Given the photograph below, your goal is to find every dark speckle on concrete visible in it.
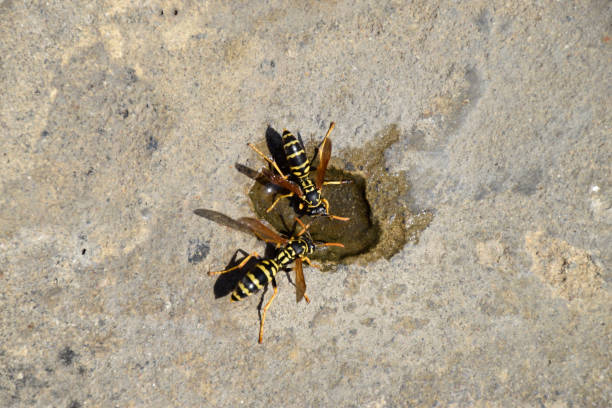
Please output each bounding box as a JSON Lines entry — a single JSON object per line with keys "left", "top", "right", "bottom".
{"left": 146, "top": 134, "right": 158, "bottom": 151}
{"left": 475, "top": 9, "right": 491, "bottom": 34}
{"left": 58, "top": 347, "right": 76, "bottom": 366}
{"left": 187, "top": 238, "right": 210, "bottom": 264}
{"left": 125, "top": 68, "right": 138, "bottom": 84}
{"left": 259, "top": 59, "right": 276, "bottom": 76}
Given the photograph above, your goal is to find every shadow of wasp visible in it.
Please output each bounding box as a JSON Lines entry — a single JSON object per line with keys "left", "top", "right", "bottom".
{"left": 194, "top": 208, "right": 343, "bottom": 343}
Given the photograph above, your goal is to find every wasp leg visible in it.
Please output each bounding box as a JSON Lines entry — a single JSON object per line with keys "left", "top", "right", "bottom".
{"left": 321, "top": 198, "right": 350, "bottom": 221}
{"left": 248, "top": 143, "right": 287, "bottom": 178}
{"left": 258, "top": 278, "right": 278, "bottom": 344}
{"left": 266, "top": 192, "right": 294, "bottom": 213}
{"left": 322, "top": 179, "right": 352, "bottom": 186}
{"left": 208, "top": 251, "right": 259, "bottom": 276}
{"left": 301, "top": 256, "right": 321, "bottom": 270}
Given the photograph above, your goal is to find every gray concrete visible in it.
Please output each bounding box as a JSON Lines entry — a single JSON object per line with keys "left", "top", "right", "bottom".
{"left": 1, "top": 1, "right": 610, "bottom": 407}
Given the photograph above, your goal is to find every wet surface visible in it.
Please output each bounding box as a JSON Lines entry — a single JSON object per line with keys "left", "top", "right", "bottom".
{"left": 248, "top": 124, "right": 433, "bottom": 264}
{"left": 249, "top": 168, "right": 378, "bottom": 262}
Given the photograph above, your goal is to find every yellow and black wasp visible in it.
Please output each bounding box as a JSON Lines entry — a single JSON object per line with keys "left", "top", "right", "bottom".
{"left": 194, "top": 208, "right": 343, "bottom": 343}
{"left": 248, "top": 122, "right": 350, "bottom": 221}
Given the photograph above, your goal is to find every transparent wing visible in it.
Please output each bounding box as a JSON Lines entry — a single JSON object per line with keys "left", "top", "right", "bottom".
{"left": 260, "top": 168, "right": 304, "bottom": 198}
{"left": 194, "top": 209, "right": 254, "bottom": 236}
{"left": 237, "top": 217, "right": 287, "bottom": 246}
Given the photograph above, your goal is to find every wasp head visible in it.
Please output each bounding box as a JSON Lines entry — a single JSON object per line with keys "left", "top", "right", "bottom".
{"left": 290, "top": 233, "right": 315, "bottom": 256}
{"left": 308, "top": 204, "right": 328, "bottom": 217}
{"left": 302, "top": 234, "right": 315, "bottom": 254}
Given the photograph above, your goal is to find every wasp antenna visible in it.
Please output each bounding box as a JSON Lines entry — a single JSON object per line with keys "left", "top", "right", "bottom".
{"left": 294, "top": 217, "right": 311, "bottom": 236}
{"left": 320, "top": 242, "right": 345, "bottom": 248}
{"left": 329, "top": 215, "right": 350, "bottom": 222}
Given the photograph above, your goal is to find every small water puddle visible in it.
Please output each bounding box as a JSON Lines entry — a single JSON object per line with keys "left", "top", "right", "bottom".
{"left": 247, "top": 124, "right": 433, "bottom": 265}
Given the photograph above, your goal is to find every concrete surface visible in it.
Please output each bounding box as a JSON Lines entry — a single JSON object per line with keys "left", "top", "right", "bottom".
{"left": 1, "top": 0, "right": 610, "bottom": 407}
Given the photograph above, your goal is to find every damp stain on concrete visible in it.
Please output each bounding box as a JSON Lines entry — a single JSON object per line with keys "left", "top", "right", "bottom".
{"left": 248, "top": 124, "right": 433, "bottom": 265}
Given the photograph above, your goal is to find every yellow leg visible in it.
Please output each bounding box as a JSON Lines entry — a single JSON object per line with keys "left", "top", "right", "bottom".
{"left": 258, "top": 280, "right": 278, "bottom": 344}
{"left": 301, "top": 256, "right": 321, "bottom": 270}
{"left": 322, "top": 180, "right": 352, "bottom": 186}
{"left": 208, "top": 252, "right": 259, "bottom": 276}
{"left": 266, "top": 193, "right": 294, "bottom": 213}
{"left": 321, "top": 198, "right": 349, "bottom": 222}
{"left": 248, "top": 143, "right": 286, "bottom": 178}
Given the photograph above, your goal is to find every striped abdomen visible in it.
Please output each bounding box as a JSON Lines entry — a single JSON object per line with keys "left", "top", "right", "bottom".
{"left": 230, "top": 239, "right": 313, "bottom": 302}
{"left": 281, "top": 131, "right": 322, "bottom": 207}
{"left": 282, "top": 131, "right": 310, "bottom": 178}
{"left": 231, "top": 258, "right": 280, "bottom": 302}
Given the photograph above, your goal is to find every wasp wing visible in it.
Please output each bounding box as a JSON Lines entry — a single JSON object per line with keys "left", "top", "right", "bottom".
{"left": 314, "top": 136, "right": 332, "bottom": 190}
{"left": 260, "top": 168, "right": 304, "bottom": 198}
{"left": 194, "top": 209, "right": 254, "bottom": 236}
{"left": 235, "top": 162, "right": 303, "bottom": 198}
{"left": 234, "top": 163, "right": 262, "bottom": 181}
{"left": 294, "top": 258, "right": 307, "bottom": 303}
{"left": 237, "top": 217, "right": 287, "bottom": 246}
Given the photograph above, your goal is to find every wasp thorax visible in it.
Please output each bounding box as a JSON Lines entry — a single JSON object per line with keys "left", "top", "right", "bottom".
{"left": 305, "top": 190, "right": 322, "bottom": 207}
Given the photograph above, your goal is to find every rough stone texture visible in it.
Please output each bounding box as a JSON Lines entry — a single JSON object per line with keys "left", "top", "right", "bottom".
{"left": 1, "top": 1, "right": 610, "bottom": 407}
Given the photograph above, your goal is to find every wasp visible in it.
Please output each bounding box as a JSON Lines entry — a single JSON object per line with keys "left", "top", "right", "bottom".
{"left": 194, "top": 208, "right": 343, "bottom": 343}
{"left": 248, "top": 122, "right": 350, "bottom": 221}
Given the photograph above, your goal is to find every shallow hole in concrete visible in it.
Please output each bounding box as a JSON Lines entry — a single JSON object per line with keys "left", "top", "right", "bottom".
{"left": 249, "top": 168, "right": 378, "bottom": 263}
{"left": 246, "top": 124, "right": 433, "bottom": 266}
